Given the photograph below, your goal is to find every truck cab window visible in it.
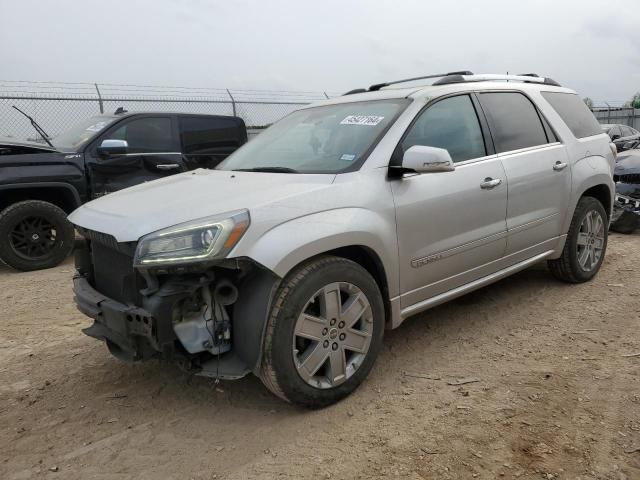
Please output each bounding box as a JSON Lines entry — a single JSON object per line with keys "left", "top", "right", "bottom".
{"left": 104, "top": 117, "right": 175, "bottom": 154}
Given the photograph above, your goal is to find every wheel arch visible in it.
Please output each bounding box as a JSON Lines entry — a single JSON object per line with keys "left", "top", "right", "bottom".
{"left": 0, "top": 183, "right": 82, "bottom": 214}
{"left": 320, "top": 245, "right": 392, "bottom": 328}
{"left": 236, "top": 244, "right": 394, "bottom": 376}
{"left": 581, "top": 184, "right": 612, "bottom": 220}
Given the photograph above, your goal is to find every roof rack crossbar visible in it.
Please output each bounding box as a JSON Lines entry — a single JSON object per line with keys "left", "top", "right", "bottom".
{"left": 367, "top": 70, "right": 474, "bottom": 92}
{"left": 433, "top": 74, "right": 561, "bottom": 87}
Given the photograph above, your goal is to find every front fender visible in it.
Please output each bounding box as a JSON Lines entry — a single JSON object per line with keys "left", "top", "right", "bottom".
{"left": 239, "top": 208, "right": 399, "bottom": 297}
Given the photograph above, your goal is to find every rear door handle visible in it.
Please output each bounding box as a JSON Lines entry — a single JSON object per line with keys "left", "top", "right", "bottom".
{"left": 553, "top": 161, "right": 568, "bottom": 171}
{"left": 480, "top": 177, "right": 502, "bottom": 189}
{"left": 156, "top": 163, "right": 181, "bottom": 170}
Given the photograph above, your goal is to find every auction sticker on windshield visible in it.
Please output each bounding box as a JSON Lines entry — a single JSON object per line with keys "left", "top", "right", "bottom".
{"left": 340, "top": 115, "right": 384, "bottom": 126}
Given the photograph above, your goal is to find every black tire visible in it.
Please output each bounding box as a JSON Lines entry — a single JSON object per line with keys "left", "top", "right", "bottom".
{"left": 610, "top": 216, "right": 637, "bottom": 234}
{"left": 548, "top": 196, "right": 608, "bottom": 283}
{"left": 0, "top": 200, "right": 74, "bottom": 271}
{"left": 610, "top": 222, "right": 636, "bottom": 234}
{"left": 260, "top": 256, "right": 385, "bottom": 408}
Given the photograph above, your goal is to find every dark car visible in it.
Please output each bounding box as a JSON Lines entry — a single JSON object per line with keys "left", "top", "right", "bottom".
{"left": 602, "top": 123, "right": 640, "bottom": 152}
{"left": 0, "top": 111, "right": 247, "bottom": 271}
{"left": 611, "top": 143, "right": 640, "bottom": 233}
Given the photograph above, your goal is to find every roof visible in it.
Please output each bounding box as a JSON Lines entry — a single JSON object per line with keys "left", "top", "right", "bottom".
{"left": 305, "top": 75, "right": 576, "bottom": 109}
{"left": 112, "top": 112, "right": 242, "bottom": 120}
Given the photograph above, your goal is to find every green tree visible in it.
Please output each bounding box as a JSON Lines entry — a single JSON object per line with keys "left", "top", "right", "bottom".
{"left": 632, "top": 92, "right": 640, "bottom": 109}
{"left": 583, "top": 97, "right": 594, "bottom": 109}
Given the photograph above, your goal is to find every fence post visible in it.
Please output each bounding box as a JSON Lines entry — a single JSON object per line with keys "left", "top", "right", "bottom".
{"left": 605, "top": 102, "right": 611, "bottom": 124}
{"left": 226, "top": 89, "right": 237, "bottom": 117}
{"left": 95, "top": 83, "right": 104, "bottom": 114}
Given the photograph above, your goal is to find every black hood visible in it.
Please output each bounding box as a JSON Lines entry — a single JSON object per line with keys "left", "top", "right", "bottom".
{"left": 615, "top": 150, "right": 640, "bottom": 177}
{"left": 0, "top": 137, "right": 59, "bottom": 153}
{"left": 615, "top": 150, "right": 640, "bottom": 199}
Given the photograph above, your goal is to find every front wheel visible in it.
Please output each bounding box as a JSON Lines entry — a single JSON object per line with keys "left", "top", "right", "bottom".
{"left": 0, "top": 200, "right": 75, "bottom": 271}
{"left": 548, "top": 196, "right": 608, "bottom": 283}
{"left": 260, "top": 256, "right": 385, "bottom": 408}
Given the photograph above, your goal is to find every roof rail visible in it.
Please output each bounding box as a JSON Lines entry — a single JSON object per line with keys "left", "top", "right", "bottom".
{"left": 343, "top": 88, "right": 368, "bottom": 96}
{"left": 368, "top": 71, "right": 474, "bottom": 92}
{"left": 433, "top": 73, "right": 561, "bottom": 87}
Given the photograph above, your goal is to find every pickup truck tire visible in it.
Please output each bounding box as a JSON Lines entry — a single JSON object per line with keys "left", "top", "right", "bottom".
{"left": 0, "top": 200, "right": 75, "bottom": 271}
{"left": 548, "top": 196, "right": 608, "bottom": 283}
{"left": 260, "top": 256, "right": 385, "bottom": 408}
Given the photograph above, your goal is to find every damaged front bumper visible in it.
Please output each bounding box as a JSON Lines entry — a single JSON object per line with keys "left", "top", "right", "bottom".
{"left": 73, "top": 236, "right": 280, "bottom": 380}
{"left": 74, "top": 275, "right": 158, "bottom": 361}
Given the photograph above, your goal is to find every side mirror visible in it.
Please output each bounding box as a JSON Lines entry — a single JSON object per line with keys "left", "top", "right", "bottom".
{"left": 611, "top": 134, "right": 621, "bottom": 141}
{"left": 402, "top": 145, "right": 455, "bottom": 173}
{"left": 97, "top": 139, "right": 128, "bottom": 157}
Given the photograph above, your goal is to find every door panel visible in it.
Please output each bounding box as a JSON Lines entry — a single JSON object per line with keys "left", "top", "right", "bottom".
{"left": 87, "top": 116, "right": 185, "bottom": 198}
{"left": 499, "top": 144, "right": 571, "bottom": 254}
{"left": 392, "top": 93, "right": 508, "bottom": 308}
{"left": 393, "top": 157, "right": 508, "bottom": 307}
{"left": 477, "top": 91, "right": 571, "bottom": 255}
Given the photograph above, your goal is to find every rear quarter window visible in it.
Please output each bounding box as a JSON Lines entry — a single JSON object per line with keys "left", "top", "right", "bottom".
{"left": 541, "top": 92, "right": 603, "bottom": 139}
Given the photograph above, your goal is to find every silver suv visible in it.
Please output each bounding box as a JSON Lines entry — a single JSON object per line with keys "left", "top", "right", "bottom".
{"left": 70, "top": 72, "right": 616, "bottom": 407}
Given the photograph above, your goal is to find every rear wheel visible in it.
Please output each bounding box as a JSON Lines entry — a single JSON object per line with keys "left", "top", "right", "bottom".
{"left": 548, "top": 196, "right": 608, "bottom": 283}
{"left": 260, "top": 256, "right": 385, "bottom": 408}
{"left": 0, "top": 200, "right": 75, "bottom": 271}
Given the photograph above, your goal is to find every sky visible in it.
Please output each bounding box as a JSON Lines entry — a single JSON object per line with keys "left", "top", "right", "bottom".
{"left": 1, "top": 0, "right": 639, "bottom": 105}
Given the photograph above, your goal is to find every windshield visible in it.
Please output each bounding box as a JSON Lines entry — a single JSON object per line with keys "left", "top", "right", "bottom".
{"left": 218, "top": 99, "right": 409, "bottom": 173}
{"left": 51, "top": 115, "right": 116, "bottom": 151}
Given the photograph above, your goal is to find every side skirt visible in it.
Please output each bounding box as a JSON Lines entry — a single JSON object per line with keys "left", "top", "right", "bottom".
{"left": 397, "top": 250, "right": 555, "bottom": 325}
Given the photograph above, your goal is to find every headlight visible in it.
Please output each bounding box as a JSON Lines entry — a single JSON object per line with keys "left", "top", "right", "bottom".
{"left": 134, "top": 209, "right": 250, "bottom": 267}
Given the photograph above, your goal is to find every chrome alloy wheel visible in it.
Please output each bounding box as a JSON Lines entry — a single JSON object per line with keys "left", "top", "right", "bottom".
{"left": 576, "top": 209, "right": 605, "bottom": 272}
{"left": 292, "top": 282, "right": 373, "bottom": 389}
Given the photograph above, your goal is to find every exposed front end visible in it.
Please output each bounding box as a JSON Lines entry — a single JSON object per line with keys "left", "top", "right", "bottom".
{"left": 72, "top": 224, "right": 278, "bottom": 380}
{"left": 612, "top": 163, "right": 640, "bottom": 233}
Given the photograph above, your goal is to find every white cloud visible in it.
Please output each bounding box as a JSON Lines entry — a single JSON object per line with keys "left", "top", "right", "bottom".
{"left": 0, "top": 0, "right": 637, "bottom": 103}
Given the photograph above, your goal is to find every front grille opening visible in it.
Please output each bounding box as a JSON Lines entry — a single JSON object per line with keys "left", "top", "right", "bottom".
{"left": 80, "top": 229, "right": 145, "bottom": 305}
{"left": 617, "top": 174, "right": 640, "bottom": 184}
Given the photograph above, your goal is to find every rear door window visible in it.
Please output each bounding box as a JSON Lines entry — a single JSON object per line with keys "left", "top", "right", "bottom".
{"left": 401, "top": 94, "right": 487, "bottom": 162}
{"left": 541, "top": 92, "right": 603, "bottom": 139}
{"left": 479, "top": 92, "right": 549, "bottom": 153}
{"left": 180, "top": 116, "right": 245, "bottom": 155}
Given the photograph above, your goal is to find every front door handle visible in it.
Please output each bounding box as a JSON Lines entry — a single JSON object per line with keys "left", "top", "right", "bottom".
{"left": 156, "top": 163, "right": 181, "bottom": 171}
{"left": 480, "top": 177, "right": 502, "bottom": 189}
{"left": 553, "top": 161, "right": 568, "bottom": 171}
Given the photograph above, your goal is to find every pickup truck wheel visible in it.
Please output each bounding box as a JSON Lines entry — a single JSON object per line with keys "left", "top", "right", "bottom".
{"left": 548, "top": 196, "right": 608, "bottom": 283}
{"left": 0, "top": 200, "right": 75, "bottom": 271}
{"left": 260, "top": 256, "right": 384, "bottom": 408}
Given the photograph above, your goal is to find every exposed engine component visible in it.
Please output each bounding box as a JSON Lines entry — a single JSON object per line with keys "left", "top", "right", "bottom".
{"left": 173, "top": 279, "right": 238, "bottom": 355}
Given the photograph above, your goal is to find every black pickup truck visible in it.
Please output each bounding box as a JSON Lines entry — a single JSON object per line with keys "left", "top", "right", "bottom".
{"left": 0, "top": 110, "right": 247, "bottom": 271}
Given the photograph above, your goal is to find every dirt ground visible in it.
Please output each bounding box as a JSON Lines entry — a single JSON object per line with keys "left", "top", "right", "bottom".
{"left": 1, "top": 234, "right": 639, "bottom": 480}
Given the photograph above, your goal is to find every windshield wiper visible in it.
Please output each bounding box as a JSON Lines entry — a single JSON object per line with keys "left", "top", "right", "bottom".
{"left": 233, "top": 166, "right": 299, "bottom": 173}
{"left": 12, "top": 106, "right": 54, "bottom": 148}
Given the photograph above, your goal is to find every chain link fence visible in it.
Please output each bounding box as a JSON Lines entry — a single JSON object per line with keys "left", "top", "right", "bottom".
{"left": 591, "top": 106, "right": 639, "bottom": 129}
{"left": 3, "top": 80, "right": 638, "bottom": 143}
{"left": 0, "top": 80, "right": 339, "bottom": 142}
